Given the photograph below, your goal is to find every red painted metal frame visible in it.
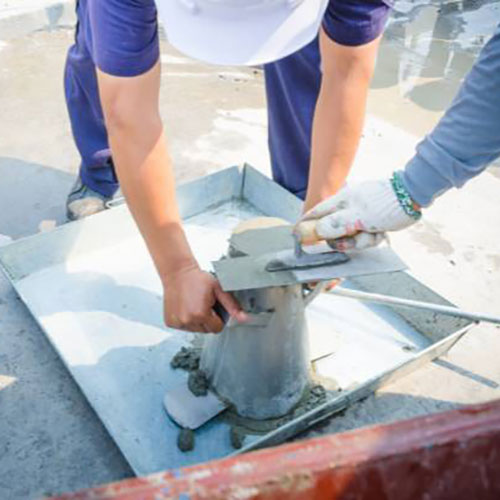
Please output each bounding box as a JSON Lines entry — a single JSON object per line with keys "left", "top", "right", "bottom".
{"left": 54, "top": 399, "right": 500, "bottom": 500}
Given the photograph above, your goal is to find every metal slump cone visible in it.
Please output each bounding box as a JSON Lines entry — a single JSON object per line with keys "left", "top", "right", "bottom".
{"left": 200, "top": 284, "right": 311, "bottom": 419}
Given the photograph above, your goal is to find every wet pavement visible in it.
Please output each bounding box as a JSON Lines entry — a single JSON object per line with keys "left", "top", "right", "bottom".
{"left": 1, "top": 1, "right": 500, "bottom": 497}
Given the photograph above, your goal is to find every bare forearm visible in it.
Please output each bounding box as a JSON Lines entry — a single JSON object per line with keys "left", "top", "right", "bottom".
{"left": 304, "top": 31, "right": 381, "bottom": 212}
{"left": 109, "top": 122, "right": 196, "bottom": 280}
{"left": 97, "top": 64, "right": 196, "bottom": 284}
{"left": 95, "top": 63, "right": 245, "bottom": 332}
{"left": 305, "top": 77, "right": 365, "bottom": 210}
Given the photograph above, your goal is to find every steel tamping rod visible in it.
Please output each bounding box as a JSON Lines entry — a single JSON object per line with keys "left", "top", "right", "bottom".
{"left": 327, "top": 287, "right": 500, "bottom": 326}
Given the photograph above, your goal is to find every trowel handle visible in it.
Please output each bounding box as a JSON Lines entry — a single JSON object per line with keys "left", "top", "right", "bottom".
{"left": 213, "top": 301, "right": 230, "bottom": 324}
{"left": 295, "top": 220, "right": 321, "bottom": 245}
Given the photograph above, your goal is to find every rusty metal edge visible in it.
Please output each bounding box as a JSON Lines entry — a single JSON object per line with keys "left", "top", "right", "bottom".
{"left": 52, "top": 397, "right": 500, "bottom": 499}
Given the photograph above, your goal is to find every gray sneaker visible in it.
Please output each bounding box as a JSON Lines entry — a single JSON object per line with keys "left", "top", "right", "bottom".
{"left": 66, "top": 177, "right": 112, "bottom": 221}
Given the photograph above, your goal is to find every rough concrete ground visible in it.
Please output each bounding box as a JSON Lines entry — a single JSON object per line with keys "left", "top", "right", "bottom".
{"left": 0, "top": 0, "right": 60, "bottom": 18}
{"left": 1, "top": 0, "right": 500, "bottom": 498}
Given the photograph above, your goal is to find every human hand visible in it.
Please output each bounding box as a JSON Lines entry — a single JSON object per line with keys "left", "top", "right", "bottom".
{"left": 296, "top": 177, "right": 421, "bottom": 251}
{"left": 163, "top": 264, "right": 247, "bottom": 333}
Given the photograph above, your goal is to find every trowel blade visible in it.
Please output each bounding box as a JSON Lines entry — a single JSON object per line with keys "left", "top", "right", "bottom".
{"left": 164, "top": 383, "right": 228, "bottom": 430}
{"left": 265, "top": 248, "right": 350, "bottom": 272}
{"left": 213, "top": 246, "right": 407, "bottom": 292}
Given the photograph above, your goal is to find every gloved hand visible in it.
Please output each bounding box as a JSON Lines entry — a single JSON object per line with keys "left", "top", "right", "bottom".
{"left": 295, "top": 177, "right": 421, "bottom": 251}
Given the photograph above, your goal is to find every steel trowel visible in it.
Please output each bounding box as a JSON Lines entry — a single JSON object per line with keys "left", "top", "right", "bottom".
{"left": 214, "top": 225, "right": 407, "bottom": 292}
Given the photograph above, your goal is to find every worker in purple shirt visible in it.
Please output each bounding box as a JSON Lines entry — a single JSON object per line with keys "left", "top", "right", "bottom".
{"left": 64, "top": 0, "right": 392, "bottom": 333}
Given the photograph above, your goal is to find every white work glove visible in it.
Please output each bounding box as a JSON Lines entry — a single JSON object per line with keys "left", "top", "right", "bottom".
{"left": 296, "top": 178, "right": 421, "bottom": 251}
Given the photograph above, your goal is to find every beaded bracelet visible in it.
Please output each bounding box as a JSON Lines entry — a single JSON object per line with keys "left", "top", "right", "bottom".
{"left": 390, "top": 172, "right": 422, "bottom": 221}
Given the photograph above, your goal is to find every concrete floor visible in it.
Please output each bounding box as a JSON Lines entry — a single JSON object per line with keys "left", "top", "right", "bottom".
{"left": 1, "top": 1, "right": 500, "bottom": 497}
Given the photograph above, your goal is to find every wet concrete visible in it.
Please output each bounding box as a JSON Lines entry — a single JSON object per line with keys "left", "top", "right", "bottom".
{"left": 2, "top": 1, "right": 500, "bottom": 497}
{"left": 187, "top": 370, "right": 209, "bottom": 397}
{"left": 229, "top": 426, "right": 245, "bottom": 450}
{"left": 170, "top": 346, "right": 201, "bottom": 372}
{"left": 177, "top": 428, "right": 195, "bottom": 453}
{"left": 220, "top": 383, "right": 330, "bottom": 439}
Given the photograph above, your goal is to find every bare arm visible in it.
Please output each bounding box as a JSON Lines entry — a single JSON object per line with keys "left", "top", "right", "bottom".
{"left": 303, "top": 29, "right": 381, "bottom": 212}
{"left": 97, "top": 62, "right": 194, "bottom": 278}
{"left": 96, "top": 62, "right": 244, "bottom": 332}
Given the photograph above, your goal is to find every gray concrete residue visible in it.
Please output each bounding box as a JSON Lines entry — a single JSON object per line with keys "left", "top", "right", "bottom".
{"left": 170, "top": 346, "right": 201, "bottom": 372}
{"left": 187, "top": 370, "right": 209, "bottom": 397}
{"left": 409, "top": 222, "right": 454, "bottom": 256}
{"left": 229, "top": 224, "right": 294, "bottom": 257}
{"left": 221, "top": 383, "right": 331, "bottom": 441}
{"left": 177, "top": 428, "right": 195, "bottom": 453}
{"left": 168, "top": 343, "right": 330, "bottom": 452}
{"left": 169, "top": 347, "right": 210, "bottom": 397}
{"left": 281, "top": 384, "right": 328, "bottom": 423}
{"left": 229, "top": 426, "right": 245, "bottom": 450}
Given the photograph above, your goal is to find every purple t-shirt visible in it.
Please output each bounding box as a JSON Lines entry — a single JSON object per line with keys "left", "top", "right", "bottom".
{"left": 84, "top": 0, "right": 159, "bottom": 77}
{"left": 83, "top": 0, "right": 391, "bottom": 77}
{"left": 323, "top": 0, "right": 392, "bottom": 47}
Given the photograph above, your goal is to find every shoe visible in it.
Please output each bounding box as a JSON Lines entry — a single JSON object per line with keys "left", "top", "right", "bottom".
{"left": 66, "top": 177, "right": 112, "bottom": 221}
